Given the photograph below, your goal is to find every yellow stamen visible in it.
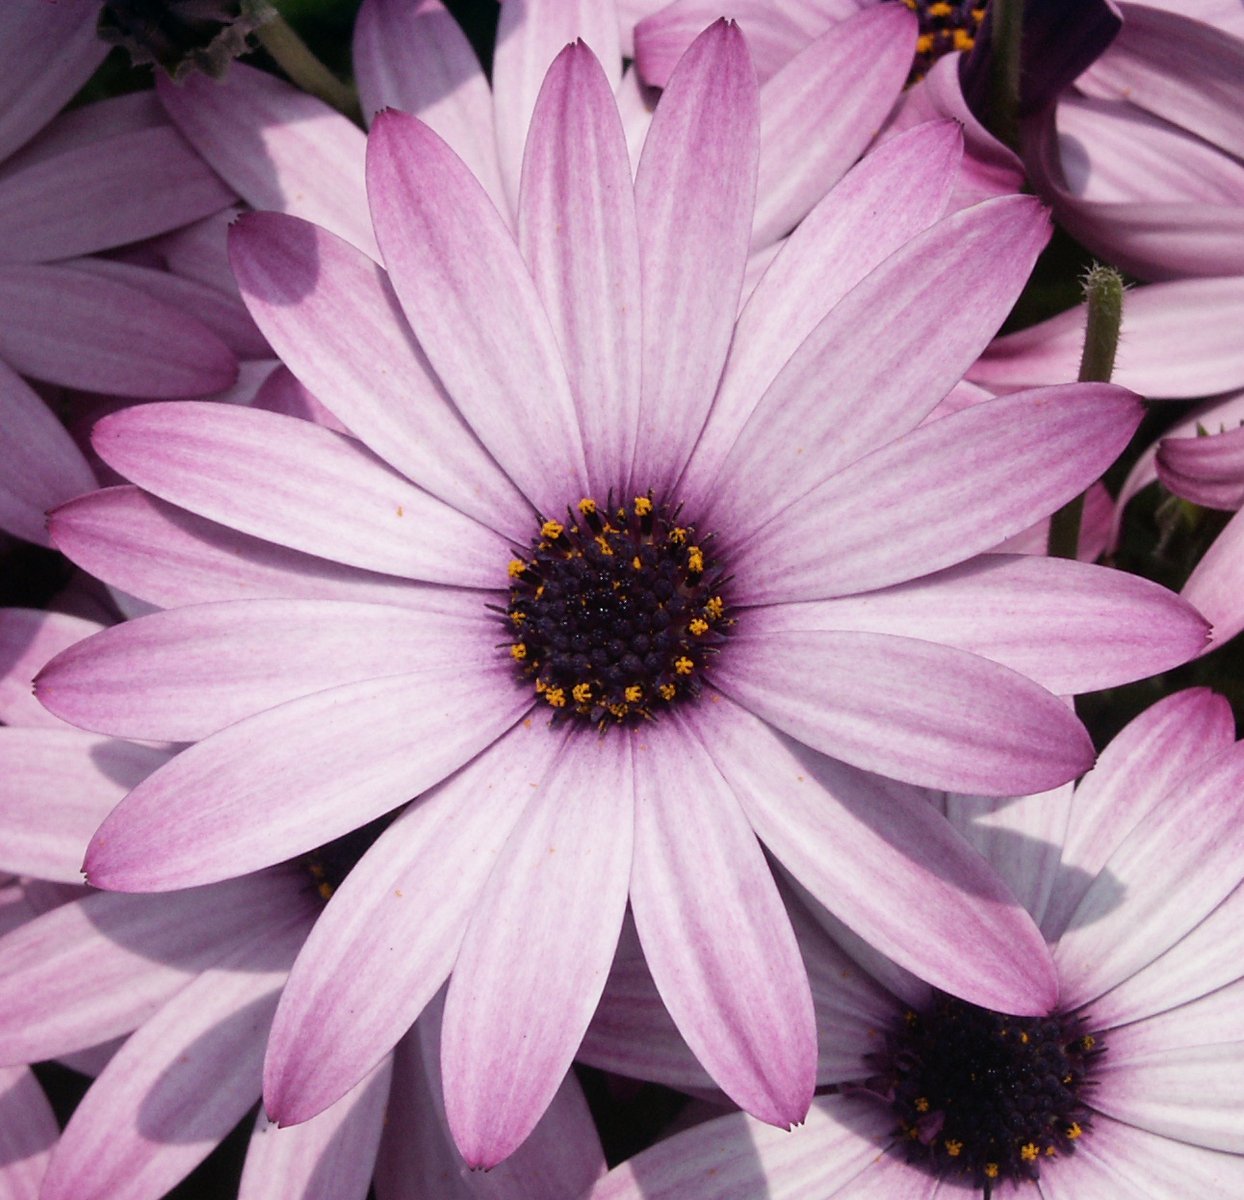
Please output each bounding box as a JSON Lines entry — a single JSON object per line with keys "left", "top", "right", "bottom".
{"left": 1066, "top": 1122, "right": 1082, "bottom": 1140}
{"left": 632, "top": 556, "right": 643, "bottom": 570}
{"left": 578, "top": 498, "right": 597, "bottom": 515}
{"left": 705, "top": 596, "right": 725, "bottom": 619}
{"left": 1021, "top": 1143, "right": 1039, "bottom": 1162}
{"left": 689, "top": 618, "right": 709, "bottom": 636}
{"left": 687, "top": 546, "right": 704, "bottom": 573}
{"left": 916, "top": 32, "right": 934, "bottom": 55}
{"left": 541, "top": 519, "right": 564, "bottom": 539}
{"left": 545, "top": 687, "right": 566, "bottom": 708}
{"left": 952, "top": 29, "right": 974, "bottom": 51}
{"left": 510, "top": 611, "right": 526, "bottom": 624}
{"left": 669, "top": 527, "right": 687, "bottom": 544}
{"left": 624, "top": 685, "right": 643, "bottom": 703}
{"left": 572, "top": 682, "right": 592, "bottom": 704}
{"left": 510, "top": 643, "right": 527, "bottom": 661}
{"left": 945, "top": 1140, "right": 962, "bottom": 1157}
{"left": 984, "top": 1164, "right": 999, "bottom": 1180}
{"left": 659, "top": 683, "right": 677, "bottom": 700}
{"left": 914, "top": 1097, "right": 929, "bottom": 1114}
{"left": 1080, "top": 1035, "right": 1096, "bottom": 1050}
{"left": 508, "top": 559, "right": 527, "bottom": 578}
{"left": 633, "top": 496, "right": 653, "bottom": 516}
{"left": 674, "top": 657, "right": 694, "bottom": 675}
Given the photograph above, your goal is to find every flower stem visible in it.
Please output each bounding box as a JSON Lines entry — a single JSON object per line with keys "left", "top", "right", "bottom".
{"left": 986, "top": 0, "right": 1024, "bottom": 153}
{"left": 254, "top": 8, "right": 362, "bottom": 123}
{"left": 1047, "top": 265, "right": 1125, "bottom": 559}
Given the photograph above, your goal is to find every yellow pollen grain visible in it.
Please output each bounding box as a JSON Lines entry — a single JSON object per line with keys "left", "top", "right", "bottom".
{"left": 545, "top": 687, "right": 566, "bottom": 708}
{"left": 914, "top": 1097, "right": 929, "bottom": 1114}
{"left": 705, "top": 596, "right": 724, "bottom": 619}
{"left": 596, "top": 535, "right": 613, "bottom": 555}
{"left": 1045, "top": 1146, "right": 1057, "bottom": 1157}
{"left": 928, "top": 1, "right": 952, "bottom": 13}
{"left": 1021, "top": 1143, "right": 1039, "bottom": 1163}
{"left": 541, "top": 519, "right": 564, "bottom": 539}
{"left": 674, "top": 656, "right": 694, "bottom": 675}
{"left": 625, "top": 685, "right": 643, "bottom": 703}
{"left": 953, "top": 29, "right": 975, "bottom": 50}
{"left": 534, "top": 678, "right": 547, "bottom": 693}
{"left": 1067, "top": 1122, "right": 1082, "bottom": 1140}
{"left": 916, "top": 33, "right": 934, "bottom": 54}
{"left": 984, "top": 1164, "right": 999, "bottom": 1180}
{"left": 669, "top": 527, "right": 687, "bottom": 544}
{"left": 510, "top": 611, "right": 526, "bottom": 624}
{"left": 972, "top": 6, "right": 985, "bottom": 19}
{"left": 317, "top": 881, "right": 334, "bottom": 901}
{"left": 1081, "top": 1035, "right": 1096, "bottom": 1050}
{"left": 689, "top": 618, "right": 709, "bottom": 636}
{"left": 687, "top": 547, "right": 704, "bottom": 573}
{"left": 578, "top": 498, "right": 597, "bottom": 515}
{"left": 535, "top": 585, "right": 545, "bottom": 599}
{"left": 508, "top": 559, "right": 527, "bottom": 577}
{"left": 632, "top": 556, "right": 643, "bottom": 570}
{"left": 633, "top": 496, "right": 653, "bottom": 516}
{"left": 572, "top": 682, "right": 592, "bottom": 704}
{"left": 659, "top": 683, "right": 677, "bottom": 700}
{"left": 1019, "top": 1031, "right": 1029, "bottom": 1044}
{"left": 510, "top": 643, "right": 527, "bottom": 660}
{"left": 945, "top": 1140, "right": 962, "bottom": 1157}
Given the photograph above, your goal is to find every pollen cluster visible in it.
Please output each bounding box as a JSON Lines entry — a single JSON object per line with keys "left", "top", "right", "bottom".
{"left": 902, "top": 0, "right": 987, "bottom": 82}
{"left": 503, "top": 495, "right": 731, "bottom": 727}
{"left": 878, "top": 992, "right": 1103, "bottom": 1197}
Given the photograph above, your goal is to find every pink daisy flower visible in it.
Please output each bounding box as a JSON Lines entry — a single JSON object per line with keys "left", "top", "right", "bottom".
{"left": 37, "top": 24, "right": 1205, "bottom": 1167}
{"left": 583, "top": 687, "right": 1244, "bottom": 1199}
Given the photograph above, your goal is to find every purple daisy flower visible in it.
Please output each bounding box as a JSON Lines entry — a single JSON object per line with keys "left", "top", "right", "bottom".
{"left": 36, "top": 24, "right": 1205, "bottom": 1167}
{"left": 583, "top": 687, "right": 1244, "bottom": 1198}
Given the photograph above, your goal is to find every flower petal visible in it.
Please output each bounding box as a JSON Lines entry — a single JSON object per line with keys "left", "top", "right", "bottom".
{"left": 0, "top": 1065, "right": 57, "bottom": 1197}
{"left": 632, "top": 18, "right": 759, "bottom": 496}
{"left": 518, "top": 41, "right": 643, "bottom": 495}
{"left": 731, "top": 385, "right": 1142, "bottom": 604}
{"left": 1158, "top": 422, "right": 1244, "bottom": 510}
{"left": 264, "top": 721, "right": 563, "bottom": 1124}
{"left": 1183, "top": 506, "right": 1244, "bottom": 650}
{"left": 366, "top": 110, "right": 589, "bottom": 514}
{"left": 629, "top": 713, "right": 817, "bottom": 1127}
{"left": 0, "top": 608, "right": 104, "bottom": 729}
{"left": 704, "top": 694, "right": 1059, "bottom": 1015}
{"left": 91, "top": 402, "right": 510, "bottom": 587}
{"left": 156, "top": 65, "right": 376, "bottom": 256}
{"left": 442, "top": 733, "right": 632, "bottom": 1166}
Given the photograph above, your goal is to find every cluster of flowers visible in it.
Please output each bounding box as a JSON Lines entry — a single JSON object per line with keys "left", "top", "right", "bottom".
{"left": 2, "top": 0, "right": 1243, "bottom": 1196}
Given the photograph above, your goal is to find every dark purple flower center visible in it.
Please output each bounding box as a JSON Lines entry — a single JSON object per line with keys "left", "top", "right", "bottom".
{"left": 903, "top": 0, "right": 987, "bottom": 82}
{"left": 875, "top": 992, "right": 1103, "bottom": 1197}
{"left": 503, "top": 495, "right": 731, "bottom": 727}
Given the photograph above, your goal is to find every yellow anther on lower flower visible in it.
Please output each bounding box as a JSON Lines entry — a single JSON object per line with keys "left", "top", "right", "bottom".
{"left": 659, "top": 683, "right": 677, "bottom": 700}
{"left": 1021, "top": 1143, "right": 1039, "bottom": 1163}
{"left": 928, "top": 1, "right": 952, "bottom": 13}
{"left": 953, "top": 29, "right": 974, "bottom": 50}
{"left": 945, "top": 1140, "right": 962, "bottom": 1157}
{"left": 914, "top": 1097, "right": 929, "bottom": 1114}
{"left": 687, "top": 546, "right": 704, "bottom": 573}
{"left": 1019, "top": 1031, "right": 1029, "bottom": 1044}
{"left": 578, "top": 498, "right": 597, "bottom": 515}
{"left": 572, "top": 682, "right": 592, "bottom": 704}
{"left": 510, "top": 611, "right": 526, "bottom": 624}
{"left": 916, "top": 32, "right": 934, "bottom": 55}
{"left": 669, "top": 526, "right": 687, "bottom": 544}
{"left": 689, "top": 618, "right": 709, "bottom": 636}
{"left": 541, "top": 519, "right": 564, "bottom": 539}
{"left": 510, "top": 643, "right": 527, "bottom": 660}
{"left": 632, "top": 556, "right": 643, "bottom": 570}
{"left": 674, "top": 657, "right": 694, "bottom": 675}
{"left": 508, "top": 559, "right": 527, "bottom": 577}
{"left": 625, "top": 685, "right": 643, "bottom": 703}
{"left": 1066, "top": 1122, "right": 1082, "bottom": 1140}
{"left": 545, "top": 687, "right": 566, "bottom": 708}
{"left": 984, "top": 1164, "right": 999, "bottom": 1180}
{"left": 633, "top": 496, "right": 653, "bottom": 516}
{"left": 705, "top": 596, "right": 724, "bottom": 619}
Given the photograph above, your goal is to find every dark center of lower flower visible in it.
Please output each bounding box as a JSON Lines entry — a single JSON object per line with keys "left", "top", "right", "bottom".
{"left": 877, "top": 992, "right": 1104, "bottom": 1197}
{"left": 503, "top": 495, "right": 731, "bottom": 727}
{"left": 298, "top": 813, "right": 395, "bottom": 904}
{"left": 902, "top": 0, "right": 986, "bottom": 82}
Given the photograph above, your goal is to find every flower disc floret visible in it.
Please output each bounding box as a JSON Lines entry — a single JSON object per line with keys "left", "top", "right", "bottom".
{"left": 504, "top": 495, "right": 731, "bottom": 726}
{"left": 903, "top": 0, "right": 986, "bottom": 81}
{"left": 879, "top": 992, "right": 1103, "bottom": 1196}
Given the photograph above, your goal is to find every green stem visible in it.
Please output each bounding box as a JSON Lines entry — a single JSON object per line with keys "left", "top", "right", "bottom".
{"left": 1047, "top": 265, "right": 1126, "bottom": 559}
{"left": 254, "top": 9, "right": 362, "bottom": 123}
{"left": 986, "top": 0, "right": 1024, "bottom": 153}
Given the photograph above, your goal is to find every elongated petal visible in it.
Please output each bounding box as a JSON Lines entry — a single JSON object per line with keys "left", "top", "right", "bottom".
{"left": 39, "top": 911, "right": 310, "bottom": 1200}
{"left": 229, "top": 213, "right": 527, "bottom": 534}
{"left": 0, "top": 1066, "right": 57, "bottom": 1197}
{"left": 366, "top": 110, "right": 589, "bottom": 514}
{"left": 353, "top": 0, "right": 506, "bottom": 215}
{"left": 1183, "top": 506, "right": 1244, "bottom": 649}
{"left": 443, "top": 734, "right": 633, "bottom": 1166}
{"left": 732, "top": 385, "right": 1142, "bottom": 604}
{"left": 681, "top": 120, "right": 962, "bottom": 500}
{"left": 1055, "top": 741, "right": 1244, "bottom": 1008}
{"left": 714, "top": 630, "right": 1093, "bottom": 795}
{"left": 91, "top": 402, "right": 509, "bottom": 587}
{"left": 49, "top": 487, "right": 450, "bottom": 611}
{"left": 156, "top": 66, "right": 375, "bottom": 256}
{"left": 632, "top": 20, "right": 758, "bottom": 496}
{"left": 265, "top": 721, "right": 564, "bottom": 1124}
{"left": 0, "top": 872, "right": 304, "bottom": 1063}
{"left": 741, "top": 554, "right": 1207, "bottom": 694}
{"left": 36, "top": 598, "right": 494, "bottom": 742}
{"left": 703, "top": 694, "right": 1058, "bottom": 1015}
{"left": 518, "top": 41, "right": 643, "bottom": 495}
{"left": 708, "top": 197, "right": 1052, "bottom": 540}
{"left": 492, "top": 0, "right": 622, "bottom": 214}
{"left": 0, "top": 264, "right": 236, "bottom": 397}
{"left": 1158, "top": 422, "right": 1244, "bottom": 509}
{"left": 239, "top": 1058, "right": 391, "bottom": 1200}
{"left": 752, "top": 6, "right": 913, "bottom": 248}
{"left": 630, "top": 714, "right": 816, "bottom": 1126}
{"left": 1042, "top": 687, "right": 1236, "bottom": 942}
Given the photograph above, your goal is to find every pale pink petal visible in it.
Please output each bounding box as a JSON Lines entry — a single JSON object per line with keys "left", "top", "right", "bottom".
{"left": 681, "top": 119, "right": 963, "bottom": 499}
{"left": 91, "top": 402, "right": 510, "bottom": 587}
{"left": 0, "top": 872, "right": 305, "bottom": 1063}
{"left": 156, "top": 66, "right": 376, "bottom": 256}
{"left": 0, "top": 729, "right": 169, "bottom": 882}
{"left": 1158, "top": 422, "right": 1244, "bottom": 509}
{"left": 0, "top": 1066, "right": 57, "bottom": 1198}
{"left": 0, "top": 608, "right": 104, "bottom": 728}
{"left": 738, "top": 554, "right": 1208, "bottom": 695}
{"left": 703, "top": 694, "right": 1059, "bottom": 1015}
{"left": 1042, "top": 687, "right": 1236, "bottom": 941}
{"left": 0, "top": 115, "right": 233, "bottom": 262}
{"left": 587, "top": 1096, "right": 894, "bottom": 1200}
{"left": 518, "top": 41, "right": 643, "bottom": 495}
{"left": 705, "top": 197, "right": 1053, "bottom": 540}
{"left": 731, "top": 385, "right": 1142, "bottom": 604}
{"left": 970, "top": 277, "right": 1244, "bottom": 400}
{"left": 353, "top": 0, "right": 507, "bottom": 215}
{"left": 39, "top": 910, "right": 310, "bottom": 1200}
{"left": 442, "top": 734, "right": 632, "bottom": 1166}
{"left": 83, "top": 666, "right": 529, "bottom": 891}
{"left": 49, "top": 487, "right": 454, "bottom": 611}
{"left": 632, "top": 20, "right": 759, "bottom": 496}
{"left": 492, "top": 0, "right": 622, "bottom": 214}
{"left": 1055, "top": 741, "right": 1244, "bottom": 1008}
{"left": 1102, "top": 975, "right": 1244, "bottom": 1055}
{"left": 36, "top": 598, "right": 494, "bottom": 741}
{"left": 1184, "top": 505, "right": 1244, "bottom": 649}
{"left": 0, "top": 264, "right": 236, "bottom": 397}
{"left": 752, "top": 6, "right": 913, "bottom": 248}
{"left": 366, "top": 110, "right": 589, "bottom": 514}
{"left": 239, "top": 1057, "right": 391, "bottom": 1200}
{"left": 0, "top": 0, "right": 105, "bottom": 160}
{"left": 993, "top": 480, "right": 1113, "bottom": 562}
{"left": 229, "top": 213, "right": 527, "bottom": 534}
{"left": 264, "top": 722, "right": 562, "bottom": 1124}
{"left": 629, "top": 714, "right": 817, "bottom": 1126}
{"left": 714, "top": 630, "right": 1093, "bottom": 795}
